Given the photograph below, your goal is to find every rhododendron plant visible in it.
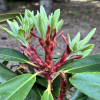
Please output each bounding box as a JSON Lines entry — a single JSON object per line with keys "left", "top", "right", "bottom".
{"left": 0, "top": 6, "right": 100, "bottom": 100}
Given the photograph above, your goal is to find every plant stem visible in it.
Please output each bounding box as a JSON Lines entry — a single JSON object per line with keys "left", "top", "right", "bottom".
{"left": 46, "top": 73, "right": 55, "bottom": 100}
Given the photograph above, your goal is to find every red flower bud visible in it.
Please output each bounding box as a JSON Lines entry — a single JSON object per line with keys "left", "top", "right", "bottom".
{"left": 52, "top": 28, "right": 56, "bottom": 40}
{"left": 44, "top": 46, "right": 51, "bottom": 55}
{"left": 30, "top": 31, "right": 40, "bottom": 38}
{"left": 62, "top": 35, "right": 69, "bottom": 45}
{"left": 49, "top": 42, "right": 55, "bottom": 51}
{"left": 45, "top": 35, "right": 50, "bottom": 46}
{"left": 69, "top": 55, "right": 83, "bottom": 60}
{"left": 39, "top": 38, "right": 45, "bottom": 47}
{"left": 31, "top": 28, "right": 34, "bottom": 31}
{"left": 46, "top": 25, "right": 51, "bottom": 35}
{"left": 56, "top": 31, "right": 63, "bottom": 39}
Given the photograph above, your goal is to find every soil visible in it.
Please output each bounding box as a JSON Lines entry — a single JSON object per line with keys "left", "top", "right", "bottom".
{"left": 0, "top": 1, "right": 100, "bottom": 99}
{"left": 1, "top": 1, "right": 100, "bottom": 55}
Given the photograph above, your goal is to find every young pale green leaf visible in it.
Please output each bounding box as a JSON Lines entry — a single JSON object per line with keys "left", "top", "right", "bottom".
{"left": 17, "top": 28, "right": 25, "bottom": 40}
{"left": 16, "top": 16, "right": 23, "bottom": 26}
{"left": 54, "top": 9, "right": 60, "bottom": 26}
{"left": 0, "top": 74, "right": 36, "bottom": 100}
{"left": 50, "top": 16, "right": 55, "bottom": 34}
{"left": 75, "top": 49, "right": 92, "bottom": 58}
{"left": 7, "top": 20, "right": 17, "bottom": 34}
{"left": 65, "top": 54, "right": 100, "bottom": 73}
{"left": 17, "top": 28, "right": 28, "bottom": 47}
{"left": 75, "top": 44, "right": 94, "bottom": 52}
{"left": 78, "top": 28, "right": 96, "bottom": 48}
{"left": 0, "top": 13, "right": 24, "bottom": 23}
{"left": 41, "top": 89, "right": 54, "bottom": 100}
{"left": 71, "top": 32, "right": 80, "bottom": 50}
{"left": 38, "top": 14, "right": 45, "bottom": 40}
{"left": 0, "top": 48, "right": 34, "bottom": 65}
{"left": 69, "top": 72, "right": 100, "bottom": 100}
{"left": 56, "top": 19, "right": 64, "bottom": 33}
{"left": 0, "top": 25, "right": 15, "bottom": 37}
{"left": 67, "top": 34, "right": 71, "bottom": 44}
{"left": 0, "top": 63, "right": 16, "bottom": 83}
{"left": 81, "top": 49, "right": 92, "bottom": 57}
{"left": 40, "top": 5, "right": 48, "bottom": 32}
{"left": 67, "top": 34, "right": 73, "bottom": 51}
{"left": 40, "top": 5, "right": 47, "bottom": 19}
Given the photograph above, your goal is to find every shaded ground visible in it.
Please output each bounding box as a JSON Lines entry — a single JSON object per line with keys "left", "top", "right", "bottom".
{"left": 0, "top": 0, "right": 100, "bottom": 99}
{"left": 0, "top": 1, "right": 100, "bottom": 55}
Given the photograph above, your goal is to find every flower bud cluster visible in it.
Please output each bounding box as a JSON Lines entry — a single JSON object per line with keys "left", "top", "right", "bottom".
{"left": 21, "top": 25, "right": 82, "bottom": 73}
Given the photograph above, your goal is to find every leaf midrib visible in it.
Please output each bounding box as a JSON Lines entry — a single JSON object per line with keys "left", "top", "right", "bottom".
{"left": 0, "top": 54, "right": 29, "bottom": 62}
{"left": 67, "top": 61, "right": 100, "bottom": 72}
{"left": 7, "top": 74, "right": 35, "bottom": 99}
{"left": 70, "top": 79, "right": 100, "bottom": 87}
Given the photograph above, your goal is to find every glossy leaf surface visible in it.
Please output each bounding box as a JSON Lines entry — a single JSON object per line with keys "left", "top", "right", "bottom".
{"left": 41, "top": 89, "right": 54, "bottom": 100}
{"left": 25, "top": 83, "right": 46, "bottom": 100}
{"left": 36, "top": 76, "right": 47, "bottom": 87}
{"left": 0, "top": 48, "right": 33, "bottom": 65}
{"left": 0, "top": 63, "right": 16, "bottom": 83}
{"left": 0, "top": 74, "right": 36, "bottom": 100}
{"left": 70, "top": 72, "right": 100, "bottom": 100}
{"left": 65, "top": 54, "right": 100, "bottom": 73}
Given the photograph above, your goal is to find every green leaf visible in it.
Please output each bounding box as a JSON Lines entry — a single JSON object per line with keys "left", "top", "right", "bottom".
{"left": 7, "top": 20, "right": 18, "bottom": 34}
{"left": 34, "top": 83, "right": 46, "bottom": 97}
{"left": 0, "top": 13, "right": 24, "bottom": 23}
{"left": 0, "top": 74, "right": 36, "bottom": 100}
{"left": 75, "top": 44, "right": 94, "bottom": 52}
{"left": 25, "top": 83, "right": 46, "bottom": 100}
{"left": 71, "top": 90, "right": 87, "bottom": 100}
{"left": 54, "top": 9, "right": 60, "bottom": 27}
{"left": 25, "top": 89, "right": 39, "bottom": 100}
{"left": 41, "top": 89, "right": 54, "bottom": 100}
{"left": 40, "top": 5, "right": 48, "bottom": 34}
{"left": 53, "top": 75, "right": 60, "bottom": 97}
{"left": 2, "top": 61, "right": 9, "bottom": 66}
{"left": 78, "top": 28, "right": 96, "bottom": 48}
{"left": 56, "top": 19, "right": 64, "bottom": 33}
{"left": 0, "top": 63, "right": 16, "bottom": 83}
{"left": 38, "top": 14, "right": 45, "bottom": 40}
{"left": 75, "top": 49, "right": 92, "bottom": 58}
{"left": 0, "top": 25, "right": 14, "bottom": 37}
{"left": 36, "top": 76, "right": 47, "bottom": 87}
{"left": 28, "top": 64, "right": 35, "bottom": 74}
{"left": 72, "top": 32, "right": 80, "bottom": 51}
{"left": 69, "top": 72, "right": 100, "bottom": 100}
{"left": 16, "top": 16, "right": 23, "bottom": 26}
{"left": 50, "top": 16, "right": 55, "bottom": 34}
{"left": 0, "top": 48, "right": 34, "bottom": 65}
{"left": 0, "top": 63, "right": 38, "bottom": 100}
{"left": 65, "top": 54, "right": 100, "bottom": 73}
